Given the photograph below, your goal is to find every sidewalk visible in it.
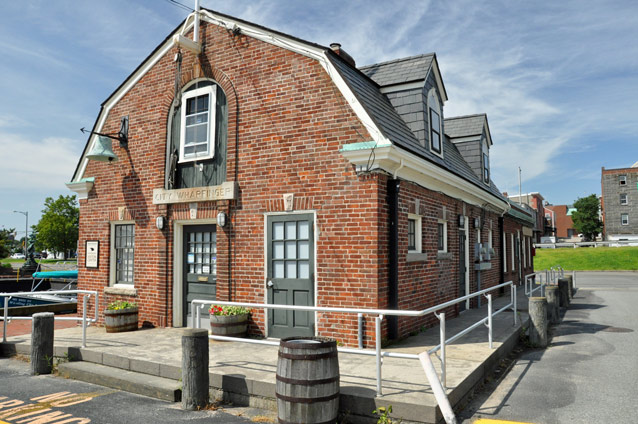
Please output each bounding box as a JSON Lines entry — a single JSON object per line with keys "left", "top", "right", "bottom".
{"left": 1, "top": 289, "right": 529, "bottom": 424}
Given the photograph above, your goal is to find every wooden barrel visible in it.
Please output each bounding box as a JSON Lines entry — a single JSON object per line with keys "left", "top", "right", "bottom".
{"left": 104, "top": 307, "right": 138, "bottom": 333}
{"left": 209, "top": 313, "right": 248, "bottom": 337}
{"left": 276, "top": 337, "right": 339, "bottom": 424}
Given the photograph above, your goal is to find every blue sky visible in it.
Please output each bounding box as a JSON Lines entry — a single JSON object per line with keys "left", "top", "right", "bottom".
{"left": 1, "top": 0, "right": 637, "bottom": 236}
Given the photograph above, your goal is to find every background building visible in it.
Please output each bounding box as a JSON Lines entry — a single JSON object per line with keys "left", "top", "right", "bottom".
{"left": 544, "top": 204, "right": 577, "bottom": 240}
{"left": 601, "top": 164, "right": 638, "bottom": 242}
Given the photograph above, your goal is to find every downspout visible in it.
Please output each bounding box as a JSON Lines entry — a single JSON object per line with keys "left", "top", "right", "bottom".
{"left": 387, "top": 177, "right": 400, "bottom": 340}
{"left": 498, "top": 215, "right": 505, "bottom": 287}
{"left": 193, "top": 0, "right": 200, "bottom": 43}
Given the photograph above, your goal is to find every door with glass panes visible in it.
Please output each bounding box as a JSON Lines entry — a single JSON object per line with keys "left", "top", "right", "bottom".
{"left": 266, "top": 214, "right": 314, "bottom": 338}
{"left": 183, "top": 225, "right": 217, "bottom": 327}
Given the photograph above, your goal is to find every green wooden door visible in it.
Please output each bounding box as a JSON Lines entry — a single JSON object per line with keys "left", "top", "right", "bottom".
{"left": 267, "top": 214, "right": 315, "bottom": 338}
{"left": 183, "top": 225, "right": 217, "bottom": 327}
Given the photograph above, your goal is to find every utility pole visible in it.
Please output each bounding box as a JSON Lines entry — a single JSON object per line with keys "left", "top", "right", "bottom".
{"left": 13, "top": 210, "right": 28, "bottom": 257}
{"left": 518, "top": 167, "right": 522, "bottom": 205}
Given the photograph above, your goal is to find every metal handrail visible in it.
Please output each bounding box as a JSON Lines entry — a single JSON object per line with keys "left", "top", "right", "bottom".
{"left": 525, "top": 266, "right": 565, "bottom": 298}
{"left": 1, "top": 290, "right": 99, "bottom": 348}
{"left": 191, "top": 280, "right": 517, "bottom": 396}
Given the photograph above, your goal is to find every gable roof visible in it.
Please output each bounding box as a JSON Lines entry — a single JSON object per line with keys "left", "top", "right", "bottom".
{"left": 359, "top": 54, "right": 434, "bottom": 86}
{"left": 445, "top": 114, "right": 493, "bottom": 146}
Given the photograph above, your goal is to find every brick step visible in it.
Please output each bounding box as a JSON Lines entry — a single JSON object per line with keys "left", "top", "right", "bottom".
{"left": 57, "top": 361, "right": 181, "bottom": 402}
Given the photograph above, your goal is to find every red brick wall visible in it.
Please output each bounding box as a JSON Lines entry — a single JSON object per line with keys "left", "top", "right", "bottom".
{"left": 545, "top": 205, "right": 575, "bottom": 238}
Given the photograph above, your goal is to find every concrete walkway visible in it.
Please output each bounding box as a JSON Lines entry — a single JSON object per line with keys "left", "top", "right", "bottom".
{"left": 1, "top": 289, "right": 529, "bottom": 424}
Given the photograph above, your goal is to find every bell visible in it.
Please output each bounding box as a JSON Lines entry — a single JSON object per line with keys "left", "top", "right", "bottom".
{"left": 86, "top": 136, "right": 119, "bottom": 162}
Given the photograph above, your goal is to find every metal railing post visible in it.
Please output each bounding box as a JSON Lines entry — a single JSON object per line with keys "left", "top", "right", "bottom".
{"left": 82, "top": 294, "right": 88, "bottom": 348}
{"left": 486, "top": 294, "right": 493, "bottom": 349}
{"left": 357, "top": 313, "right": 363, "bottom": 349}
{"left": 375, "top": 314, "right": 383, "bottom": 396}
{"left": 439, "top": 312, "right": 446, "bottom": 390}
{"left": 190, "top": 302, "right": 196, "bottom": 328}
{"left": 3, "top": 296, "right": 8, "bottom": 343}
{"left": 196, "top": 304, "right": 202, "bottom": 329}
{"left": 513, "top": 285, "right": 518, "bottom": 326}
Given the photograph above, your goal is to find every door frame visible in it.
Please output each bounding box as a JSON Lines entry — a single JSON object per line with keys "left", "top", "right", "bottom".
{"left": 173, "top": 218, "right": 219, "bottom": 327}
{"left": 263, "top": 210, "right": 317, "bottom": 338}
{"left": 463, "top": 216, "right": 470, "bottom": 310}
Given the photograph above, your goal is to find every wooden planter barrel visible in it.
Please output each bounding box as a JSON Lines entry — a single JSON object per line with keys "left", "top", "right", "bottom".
{"left": 276, "top": 337, "right": 340, "bottom": 424}
{"left": 104, "top": 307, "right": 138, "bottom": 333}
{"left": 209, "top": 313, "right": 248, "bottom": 337}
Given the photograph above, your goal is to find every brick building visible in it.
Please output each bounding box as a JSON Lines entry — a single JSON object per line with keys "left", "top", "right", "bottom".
{"left": 66, "top": 9, "right": 533, "bottom": 346}
{"left": 601, "top": 165, "right": 638, "bottom": 242}
{"left": 506, "top": 193, "right": 548, "bottom": 242}
{"left": 544, "top": 205, "right": 577, "bottom": 240}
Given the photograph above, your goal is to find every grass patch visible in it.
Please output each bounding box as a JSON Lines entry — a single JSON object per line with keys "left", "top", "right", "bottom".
{"left": 0, "top": 258, "right": 77, "bottom": 265}
{"left": 534, "top": 246, "right": 638, "bottom": 271}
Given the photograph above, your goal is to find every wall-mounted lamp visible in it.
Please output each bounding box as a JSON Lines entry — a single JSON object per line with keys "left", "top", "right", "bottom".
{"left": 458, "top": 215, "right": 465, "bottom": 228}
{"left": 474, "top": 217, "right": 481, "bottom": 229}
{"left": 156, "top": 216, "right": 165, "bottom": 230}
{"left": 82, "top": 116, "right": 129, "bottom": 162}
{"left": 217, "top": 211, "right": 227, "bottom": 227}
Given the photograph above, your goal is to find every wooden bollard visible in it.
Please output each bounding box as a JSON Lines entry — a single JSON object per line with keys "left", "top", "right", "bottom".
{"left": 557, "top": 278, "right": 570, "bottom": 308}
{"left": 528, "top": 297, "right": 548, "bottom": 348}
{"left": 564, "top": 274, "right": 574, "bottom": 300}
{"left": 31, "top": 312, "right": 54, "bottom": 375}
{"left": 545, "top": 285, "right": 560, "bottom": 325}
{"left": 181, "top": 329, "right": 209, "bottom": 410}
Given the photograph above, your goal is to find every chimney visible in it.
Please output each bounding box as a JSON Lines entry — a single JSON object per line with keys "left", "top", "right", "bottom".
{"left": 330, "top": 43, "right": 356, "bottom": 67}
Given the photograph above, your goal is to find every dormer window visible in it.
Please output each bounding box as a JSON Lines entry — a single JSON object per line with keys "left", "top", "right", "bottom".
{"left": 428, "top": 89, "right": 442, "bottom": 155}
{"left": 482, "top": 140, "right": 490, "bottom": 183}
{"left": 179, "top": 82, "right": 217, "bottom": 163}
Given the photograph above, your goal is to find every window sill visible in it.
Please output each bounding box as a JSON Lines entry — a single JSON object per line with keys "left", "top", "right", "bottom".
{"left": 437, "top": 252, "right": 453, "bottom": 260}
{"left": 406, "top": 252, "right": 428, "bottom": 262}
{"left": 104, "top": 286, "right": 137, "bottom": 296}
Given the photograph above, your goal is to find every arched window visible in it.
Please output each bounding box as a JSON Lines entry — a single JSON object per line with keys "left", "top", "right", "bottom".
{"left": 428, "top": 89, "right": 442, "bottom": 155}
{"left": 167, "top": 79, "right": 228, "bottom": 189}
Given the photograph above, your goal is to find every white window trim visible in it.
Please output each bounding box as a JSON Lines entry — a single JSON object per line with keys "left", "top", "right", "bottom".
{"left": 511, "top": 233, "right": 515, "bottom": 271}
{"left": 438, "top": 219, "right": 448, "bottom": 253}
{"left": 109, "top": 221, "right": 135, "bottom": 289}
{"left": 621, "top": 213, "right": 629, "bottom": 226}
{"left": 482, "top": 139, "right": 490, "bottom": 184}
{"left": 619, "top": 175, "right": 627, "bottom": 185}
{"left": 503, "top": 231, "right": 507, "bottom": 272}
{"left": 408, "top": 214, "right": 422, "bottom": 253}
{"left": 522, "top": 236, "right": 527, "bottom": 269}
{"left": 427, "top": 89, "right": 443, "bottom": 158}
{"left": 620, "top": 193, "right": 628, "bottom": 205}
{"left": 179, "top": 84, "right": 217, "bottom": 163}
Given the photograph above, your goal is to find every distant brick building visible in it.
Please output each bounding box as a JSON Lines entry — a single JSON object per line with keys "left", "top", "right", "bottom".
{"left": 601, "top": 165, "right": 638, "bottom": 242}
{"left": 506, "top": 193, "right": 548, "bottom": 242}
{"left": 544, "top": 205, "right": 577, "bottom": 240}
{"left": 66, "top": 9, "right": 533, "bottom": 346}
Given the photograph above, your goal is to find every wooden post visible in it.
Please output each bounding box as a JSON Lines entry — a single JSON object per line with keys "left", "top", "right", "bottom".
{"left": 557, "top": 278, "right": 570, "bottom": 308}
{"left": 545, "top": 285, "right": 560, "bottom": 325}
{"left": 31, "top": 312, "right": 54, "bottom": 375}
{"left": 528, "top": 297, "right": 548, "bottom": 348}
{"left": 181, "top": 328, "right": 209, "bottom": 410}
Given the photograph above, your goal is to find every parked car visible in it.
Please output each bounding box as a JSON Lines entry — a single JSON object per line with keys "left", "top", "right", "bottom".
{"left": 10, "top": 253, "right": 25, "bottom": 259}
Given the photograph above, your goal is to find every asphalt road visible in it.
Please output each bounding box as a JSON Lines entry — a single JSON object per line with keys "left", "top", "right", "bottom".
{"left": 0, "top": 357, "right": 263, "bottom": 424}
{"left": 460, "top": 272, "right": 638, "bottom": 423}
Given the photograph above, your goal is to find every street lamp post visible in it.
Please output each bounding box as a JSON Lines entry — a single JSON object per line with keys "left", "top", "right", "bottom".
{"left": 13, "top": 210, "right": 28, "bottom": 258}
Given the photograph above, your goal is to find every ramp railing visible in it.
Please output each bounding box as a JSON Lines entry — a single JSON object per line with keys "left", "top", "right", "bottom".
{"left": 191, "top": 280, "right": 516, "bottom": 396}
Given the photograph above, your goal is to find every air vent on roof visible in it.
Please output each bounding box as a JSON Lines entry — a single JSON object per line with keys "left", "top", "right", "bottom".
{"left": 330, "top": 43, "right": 356, "bottom": 67}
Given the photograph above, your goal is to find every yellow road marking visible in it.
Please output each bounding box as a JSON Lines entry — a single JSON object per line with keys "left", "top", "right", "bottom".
{"left": 474, "top": 419, "right": 535, "bottom": 424}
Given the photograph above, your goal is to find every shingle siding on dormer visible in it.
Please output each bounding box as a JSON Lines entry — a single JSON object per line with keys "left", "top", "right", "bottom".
{"left": 453, "top": 139, "right": 482, "bottom": 180}
{"left": 386, "top": 88, "right": 427, "bottom": 145}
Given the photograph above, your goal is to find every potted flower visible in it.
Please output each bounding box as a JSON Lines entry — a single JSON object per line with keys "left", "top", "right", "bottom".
{"left": 209, "top": 305, "right": 250, "bottom": 338}
{"left": 105, "top": 300, "right": 138, "bottom": 333}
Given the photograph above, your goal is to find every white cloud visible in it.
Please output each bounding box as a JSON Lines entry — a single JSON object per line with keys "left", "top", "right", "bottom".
{"left": 0, "top": 133, "right": 79, "bottom": 190}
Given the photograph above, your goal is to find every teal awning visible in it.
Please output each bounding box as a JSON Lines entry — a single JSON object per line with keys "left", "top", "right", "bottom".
{"left": 32, "top": 270, "right": 78, "bottom": 279}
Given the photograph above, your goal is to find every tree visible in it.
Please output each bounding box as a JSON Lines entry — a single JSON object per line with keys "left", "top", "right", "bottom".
{"left": 0, "top": 228, "right": 16, "bottom": 258}
{"left": 36, "top": 195, "right": 79, "bottom": 260}
{"left": 571, "top": 194, "right": 603, "bottom": 241}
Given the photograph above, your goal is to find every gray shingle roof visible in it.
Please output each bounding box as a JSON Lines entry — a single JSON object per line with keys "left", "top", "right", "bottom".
{"left": 359, "top": 54, "right": 434, "bottom": 87}
{"left": 329, "top": 53, "right": 506, "bottom": 202}
{"left": 444, "top": 114, "right": 486, "bottom": 138}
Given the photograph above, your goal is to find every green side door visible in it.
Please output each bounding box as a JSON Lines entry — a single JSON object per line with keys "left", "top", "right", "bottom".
{"left": 266, "top": 214, "right": 315, "bottom": 338}
{"left": 183, "top": 225, "right": 217, "bottom": 327}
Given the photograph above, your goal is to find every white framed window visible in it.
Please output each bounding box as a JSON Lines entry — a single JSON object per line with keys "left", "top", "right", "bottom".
{"left": 437, "top": 220, "right": 448, "bottom": 252}
{"left": 522, "top": 236, "right": 527, "bottom": 269}
{"left": 619, "top": 175, "right": 627, "bottom": 185}
{"left": 620, "top": 193, "right": 628, "bottom": 205}
{"left": 503, "top": 232, "right": 507, "bottom": 272}
{"left": 408, "top": 214, "right": 422, "bottom": 253}
{"left": 428, "top": 89, "right": 443, "bottom": 156}
{"left": 110, "top": 222, "right": 135, "bottom": 286}
{"left": 621, "top": 213, "right": 629, "bottom": 225}
{"left": 179, "top": 84, "right": 217, "bottom": 163}
{"left": 482, "top": 140, "right": 490, "bottom": 183}
{"left": 511, "top": 233, "right": 515, "bottom": 271}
